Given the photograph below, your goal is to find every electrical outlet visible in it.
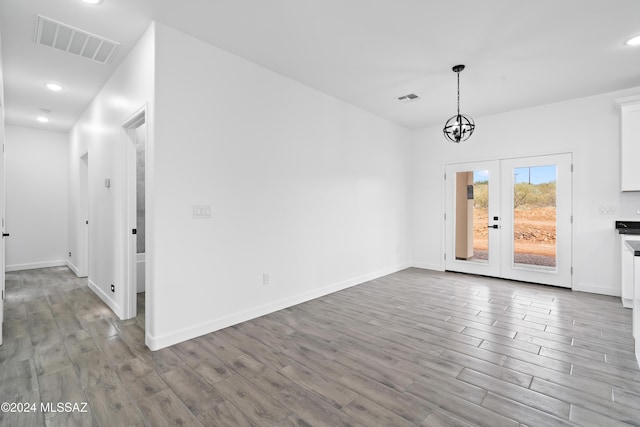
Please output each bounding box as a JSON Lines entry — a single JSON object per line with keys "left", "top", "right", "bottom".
{"left": 262, "top": 273, "right": 270, "bottom": 286}
{"left": 68, "top": 252, "right": 71, "bottom": 257}
{"left": 110, "top": 284, "right": 115, "bottom": 292}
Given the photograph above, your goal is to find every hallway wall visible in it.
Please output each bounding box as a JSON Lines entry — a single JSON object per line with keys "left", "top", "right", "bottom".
{"left": 68, "top": 24, "right": 155, "bottom": 318}
{"left": 5, "top": 125, "right": 68, "bottom": 271}
{"left": 149, "top": 23, "right": 411, "bottom": 349}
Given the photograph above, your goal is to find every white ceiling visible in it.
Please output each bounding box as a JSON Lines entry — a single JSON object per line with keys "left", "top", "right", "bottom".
{"left": 2, "top": 0, "right": 640, "bottom": 133}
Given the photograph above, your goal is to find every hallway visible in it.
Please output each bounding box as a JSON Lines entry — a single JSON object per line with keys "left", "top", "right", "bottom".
{"left": 0, "top": 267, "right": 146, "bottom": 426}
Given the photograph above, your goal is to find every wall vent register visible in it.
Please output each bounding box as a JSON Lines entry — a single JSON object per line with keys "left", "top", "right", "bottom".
{"left": 397, "top": 93, "right": 420, "bottom": 103}
{"left": 34, "top": 15, "right": 120, "bottom": 64}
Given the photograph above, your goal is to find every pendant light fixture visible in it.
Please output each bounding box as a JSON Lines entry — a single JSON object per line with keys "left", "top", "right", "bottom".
{"left": 443, "top": 64, "right": 475, "bottom": 143}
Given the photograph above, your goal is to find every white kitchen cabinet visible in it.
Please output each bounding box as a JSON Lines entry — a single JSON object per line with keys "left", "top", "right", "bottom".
{"left": 635, "top": 255, "right": 640, "bottom": 361}
{"left": 622, "top": 235, "right": 640, "bottom": 308}
{"left": 616, "top": 95, "right": 640, "bottom": 192}
{"left": 622, "top": 239, "right": 640, "bottom": 361}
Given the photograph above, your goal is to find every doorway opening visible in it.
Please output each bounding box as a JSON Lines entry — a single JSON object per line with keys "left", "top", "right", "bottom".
{"left": 78, "top": 153, "right": 89, "bottom": 277}
{"left": 122, "top": 108, "right": 147, "bottom": 322}
{"left": 445, "top": 153, "right": 572, "bottom": 287}
{"left": 134, "top": 122, "right": 146, "bottom": 294}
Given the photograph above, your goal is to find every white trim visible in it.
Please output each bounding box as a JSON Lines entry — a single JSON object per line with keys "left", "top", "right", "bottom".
{"left": 77, "top": 152, "right": 89, "bottom": 278}
{"left": 572, "top": 281, "right": 620, "bottom": 297}
{"left": 88, "top": 279, "right": 123, "bottom": 317}
{"left": 122, "top": 106, "right": 146, "bottom": 129}
{"left": 145, "top": 263, "right": 411, "bottom": 351}
{"left": 67, "top": 260, "right": 81, "bottom": 276}
{"left": 440, "top": 163, "right": 447, "bottom": 277}
{"left": 614, "top": 95, "right": 640, "bottom": 108}
{"left": 6, "top": 260, "right": 67, "bottom": 272}
{"left": 121, "top": 104, "right": 148, "bottom": 320}
{"left": 412, "top": 262, "right": 444, "bottom": 272}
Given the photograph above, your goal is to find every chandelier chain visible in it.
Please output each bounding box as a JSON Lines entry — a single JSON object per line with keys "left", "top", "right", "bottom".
{"left": 457, "top": 71, "right": 461, "bottom": 116}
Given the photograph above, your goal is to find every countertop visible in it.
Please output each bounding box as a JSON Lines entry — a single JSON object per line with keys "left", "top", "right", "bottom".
{"left": 617, "top": 229, "right": 640, "bottom": 235}
{"left": 625, "top": 240, "right": 640, "bottom": 256}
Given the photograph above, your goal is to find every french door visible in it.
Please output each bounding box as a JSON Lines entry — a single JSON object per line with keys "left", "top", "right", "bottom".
{"left": 445, "top": 153, "right": 572, "bottom": 288}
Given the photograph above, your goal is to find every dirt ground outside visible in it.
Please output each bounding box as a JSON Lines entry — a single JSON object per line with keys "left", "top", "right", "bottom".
{"left": 473, "top": 207, "right": 556, "bottom": 266}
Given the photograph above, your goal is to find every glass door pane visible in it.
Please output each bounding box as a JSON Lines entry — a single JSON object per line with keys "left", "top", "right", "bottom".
{"left": 500, "top": 153, "right": 571, "bottom": 288}
{"left": 446, "top": 161, "right": 500, "bottom": 278}
{"left": 512, "top": 165, "right": 557, "bottom": 270}
{"left": 454, "top": 170, "right": 490, "bottom": 262}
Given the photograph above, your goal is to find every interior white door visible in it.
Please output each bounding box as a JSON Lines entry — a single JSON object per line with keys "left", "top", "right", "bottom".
{"left": 445, "top": 154, "right": 572, "bottom": 288}
{"left": 0, "top": 109, "right": 5, "bottom": 345}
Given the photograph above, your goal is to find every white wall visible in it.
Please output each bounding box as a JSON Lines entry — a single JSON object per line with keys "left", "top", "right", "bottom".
{"left": 410, "top": 87, "right": 640, "bottom": 296}
{"left": 5, "top": 125, "right": 68, "bottom": 271}
{"left": 68, "top": 24, "right": 155, "bottom": 316}
{"left": 66, "top": 19, "right": 640, "bottom": 351}
{"left": 149, "top": 23, "right": 411, "bottom": 349}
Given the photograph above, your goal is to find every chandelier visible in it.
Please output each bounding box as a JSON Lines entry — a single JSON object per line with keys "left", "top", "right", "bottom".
{"left": 443, "top": 64, "right": 475, "bottom": 143}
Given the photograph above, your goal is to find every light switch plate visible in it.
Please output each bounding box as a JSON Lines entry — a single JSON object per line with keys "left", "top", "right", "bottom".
{"left": 598, "top": 205, "right": 617, "bottom": 214}
{"left": 193, "top": 205, "right": 211, "bottom": 219}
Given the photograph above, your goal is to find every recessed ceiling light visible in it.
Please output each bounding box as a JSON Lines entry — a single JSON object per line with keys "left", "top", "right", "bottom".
{"left": 37, "top": 116, "right": 49, "bottom": 123}
{"left": 82, "top": 0, "right": 102, "bottom": 4}
{"left": 45, "top": 82, "right": 63, "bottom": 92}
{"left": 625, "top": 35, "right": 640, "bottom": 46}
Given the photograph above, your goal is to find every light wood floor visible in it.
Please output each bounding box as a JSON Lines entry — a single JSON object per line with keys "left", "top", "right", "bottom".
{"left": 1, "top": 266, "right": 639, "bottom": 426}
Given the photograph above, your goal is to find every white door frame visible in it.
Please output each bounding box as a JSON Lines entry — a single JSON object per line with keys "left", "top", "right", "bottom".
{"left": 121, "top": 106, "right": 147, "bottom": 320}
{"left": 445, "top": 153, "right": 573, "bottom": 288}
{"left": 499, "top": 154, "right": 572, "bottom": 286}
{"left": 77, "top": 152, "right": 89, "bottom": 277}
{"left": 0, "top": 109, "right": 5, "bottom": 346}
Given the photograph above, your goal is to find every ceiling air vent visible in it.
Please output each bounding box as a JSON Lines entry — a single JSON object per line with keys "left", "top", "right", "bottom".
{"left": 398, "top": 93, "right": 420, "bottom": 103}
{"left": 34, "top": 15, "right": 120, "bottom": 64}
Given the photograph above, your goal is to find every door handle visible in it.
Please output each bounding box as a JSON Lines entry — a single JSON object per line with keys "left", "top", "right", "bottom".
{"left": 487, "top": 225, "right": 499, "bottom": 229}
{"left": 2, "top": 233, "right": 9, "bottom": 237}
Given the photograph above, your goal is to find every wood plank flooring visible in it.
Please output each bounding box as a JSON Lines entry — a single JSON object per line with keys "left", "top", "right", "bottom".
{"left": 1, "top": 266, "right": 639, "bottom": 426}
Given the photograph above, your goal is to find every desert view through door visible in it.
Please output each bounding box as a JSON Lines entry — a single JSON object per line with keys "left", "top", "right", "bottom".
{"left": 445, "top": 153, "right": 572, "bottom": 287}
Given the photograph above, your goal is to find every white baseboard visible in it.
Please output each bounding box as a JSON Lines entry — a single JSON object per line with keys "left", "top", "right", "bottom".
{"left": 146, "top": 262, "right": 412, "bottom": 351}
{"left": 67, "top": 260, "right": 80, "bottom": 276}
{"left": 6, "top": 260, "right": 67, "bottom": 272}
{"left": 88, "top": 279, "right": 123, "bottom": 318}
{"left": 412, "top": 261, "right": 444, "bottom": 272}
{"left": 572, "top": 281, "right": 620, "bottom": 297}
